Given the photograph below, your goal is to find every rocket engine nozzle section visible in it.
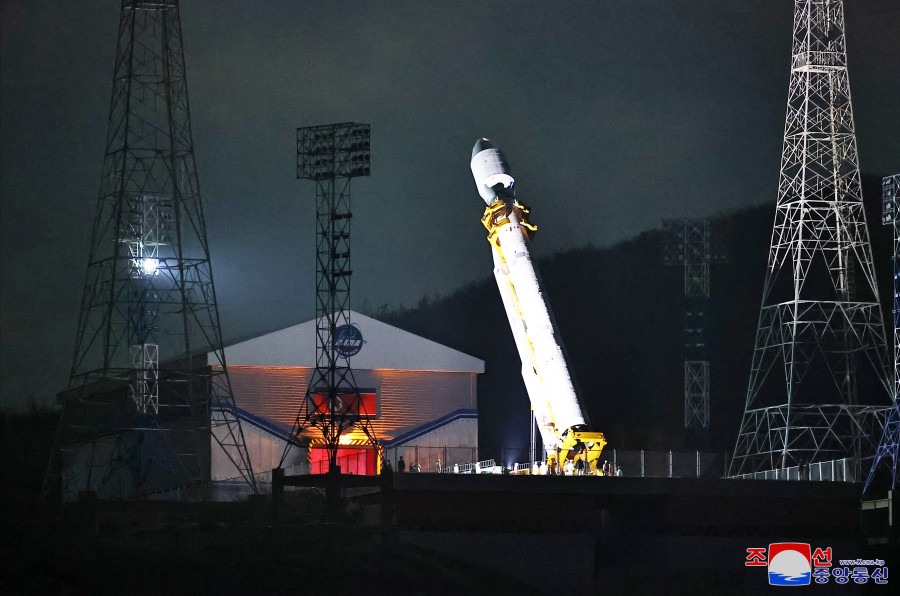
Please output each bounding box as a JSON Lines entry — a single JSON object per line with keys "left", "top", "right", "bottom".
{"left": 470, "top": 138, "right": 515, "bottom": 205}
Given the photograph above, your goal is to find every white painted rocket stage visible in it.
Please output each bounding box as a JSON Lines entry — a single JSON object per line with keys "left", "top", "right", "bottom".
{"left": 470, "top": 139, "right": 606, "bottom": 469}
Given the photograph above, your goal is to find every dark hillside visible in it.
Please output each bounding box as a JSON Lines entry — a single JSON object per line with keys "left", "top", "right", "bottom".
{"left": 381, "top": 174, "right": 894, "bottom": 462}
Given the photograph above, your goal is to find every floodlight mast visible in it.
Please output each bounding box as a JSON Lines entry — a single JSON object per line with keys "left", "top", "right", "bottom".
{"left": 281, "top": 122, "right": 379, "bottom": 476}
{"left": 662, "top": 218, "right": 716, "bottom": 432}
{"left": 865, "top": 174, "right": 900, "bottom": 493}
{"left": 471, "top": 138, "right": 607, "bottom": 473}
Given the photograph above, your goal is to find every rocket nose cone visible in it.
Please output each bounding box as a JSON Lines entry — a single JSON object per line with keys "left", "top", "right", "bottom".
{"left": 472, "top": 138, "right": 496, "bottom": 159}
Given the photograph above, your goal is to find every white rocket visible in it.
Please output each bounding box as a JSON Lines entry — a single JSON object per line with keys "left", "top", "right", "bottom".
{"left": 471, "top": 138, "right": 604, "bottom": 459}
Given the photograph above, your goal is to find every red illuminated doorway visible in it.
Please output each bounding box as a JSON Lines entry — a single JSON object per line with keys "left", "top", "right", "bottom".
{"left": 309, "top": 447, "right": 376, "bottom": 475}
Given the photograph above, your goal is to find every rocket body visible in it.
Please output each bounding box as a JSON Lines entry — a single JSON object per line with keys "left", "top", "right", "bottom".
{"left": 471, "top": 139, "right": 589, "bottom": 453}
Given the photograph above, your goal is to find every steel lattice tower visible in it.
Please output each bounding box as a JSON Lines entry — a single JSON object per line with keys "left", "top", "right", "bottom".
{"left": 865, "top": 174, "right": 900, "bottom": 493}
{"left": 44, "top": 0, "right": 257, "bottom": 501}
{"left": 730, "top": 0, "right": 891, "bottom": 476}
{"left": 663, "top": 219, "right": 724, "bottom": 429}
{"left": 281, "top": 123, "right": 378, "bottom": 474}
{"left": 663, "top": 219, "right": 711, "bottom": 429}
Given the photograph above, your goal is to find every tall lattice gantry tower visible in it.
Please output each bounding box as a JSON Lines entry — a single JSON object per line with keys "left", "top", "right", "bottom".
{"left": 730, "top": 0, "right": 891, "bottom": 476}
{"left": 44, "top": 0, "right": 257, "bottom": 500}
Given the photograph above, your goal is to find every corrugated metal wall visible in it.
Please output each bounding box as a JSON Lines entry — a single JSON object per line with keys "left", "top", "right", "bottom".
{"left": 225, "top": 366, "right": 476, "bottom": 442}
{"left": 226, "top": 366, "right": 308, "bottom": 428}
{"left": 211, "top": 420, "right": 315, "bottom": 481}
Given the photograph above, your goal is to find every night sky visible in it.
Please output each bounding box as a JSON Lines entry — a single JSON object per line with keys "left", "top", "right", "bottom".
{"left": 1, "top": 1, "right": 898, "bottom": 410}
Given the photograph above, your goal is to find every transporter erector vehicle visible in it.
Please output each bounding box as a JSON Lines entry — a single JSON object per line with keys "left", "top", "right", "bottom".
{"left": 470, "top": 138, "right": 607, "bottom": 474}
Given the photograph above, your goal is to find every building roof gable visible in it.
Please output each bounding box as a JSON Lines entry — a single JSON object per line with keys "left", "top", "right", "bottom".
{"left": 215, "top": 311, "right": 484, "bottom": 373}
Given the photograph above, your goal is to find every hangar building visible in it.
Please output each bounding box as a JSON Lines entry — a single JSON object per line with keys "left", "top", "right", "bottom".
{"left": 210, "top": 311, "right": 484, "bottom": 479}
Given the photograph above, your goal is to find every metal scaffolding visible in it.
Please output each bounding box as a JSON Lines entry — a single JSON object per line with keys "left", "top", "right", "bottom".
{"left": 663, "top": 218, "right": 721, "bottom": 430}
{"left": 730, "top": 0, "right": 891, "bottom": 476}
{"left": 280, "top": 122, "right": 378, "bottom": 473}
{"left": 43, "top": 0, "right": 257, "bottom": 501}
{"left": 865, "top": 174, "right": 900, "bottom": 493}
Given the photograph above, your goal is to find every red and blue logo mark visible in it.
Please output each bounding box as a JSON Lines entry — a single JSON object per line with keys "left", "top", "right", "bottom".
{"left": 746, "top": 543, "right": 835, "bottom": 586}
{"left": 746, "top": 544, "right": 888, "bottom": 586}
{"left": 767, "top": 543, "right": 812, "bottom": 586}
{"left": 332, "top": 324, "right": 364, "bottom": 358}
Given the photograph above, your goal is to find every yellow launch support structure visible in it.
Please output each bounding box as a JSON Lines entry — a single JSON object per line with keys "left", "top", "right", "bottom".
{"left": 481, "top": 199, "right": 607, "bottom": 474}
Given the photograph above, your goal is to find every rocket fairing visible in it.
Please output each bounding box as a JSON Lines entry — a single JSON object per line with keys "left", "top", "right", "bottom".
{"left": 470, "top": 138, "right": 515, "bottom": 205}
{"left": 470, "top": 138, "right": 591, "bottom": 454}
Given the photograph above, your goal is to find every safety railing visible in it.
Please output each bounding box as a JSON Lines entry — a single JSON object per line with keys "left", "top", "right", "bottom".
{"left": 506, "top": 450, "right": 728, "bottom": 478}
{"left": 383, "top": 445, "right": 479, "bottom": 473}
{"left": 729, "top": 457, "right": 856, "bottom": 482}
{"left": 455, "top": 458, "right": 496, "bottom": 473}
{"left": 513, "top": 462, "right": 533, "bottom": 474}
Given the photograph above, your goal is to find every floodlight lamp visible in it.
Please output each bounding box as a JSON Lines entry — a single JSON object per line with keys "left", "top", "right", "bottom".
{"left": 141, "top": 258, "right": 159, "bottom": 275}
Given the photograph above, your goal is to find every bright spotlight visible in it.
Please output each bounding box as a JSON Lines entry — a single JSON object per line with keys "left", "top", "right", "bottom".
{"left": 141, "top": 258, "right": 159, "bottom": 275}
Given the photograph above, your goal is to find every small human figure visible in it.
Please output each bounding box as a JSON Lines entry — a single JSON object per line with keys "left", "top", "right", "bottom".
{"left": 383, "top": 459, "right": 393, "bottom": 474}
{"left": 615, "top": 464, "right": 622, "bottom": 477}
{"left": 475, "top": 461, "right": 481, "bottom": 474}
{"left": 539, "top": 461, "right": 548, "bottom": 475}
{"left": 564, "top": 459, "right": 575, "bottom": 476}
{"left": 397, "top": 456, "right": 406, "bottom": 472}
{"left": 575, "top": 458, "right": 585, "bottom": 476}
{"left": 435, "top": 458, "right": 443, "bottom": 473}
{"left": 601, "top": 460, "right": 609, "bottom": 476}
{"left": 453, "top": 462, "right": 459, "bottom": 474}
